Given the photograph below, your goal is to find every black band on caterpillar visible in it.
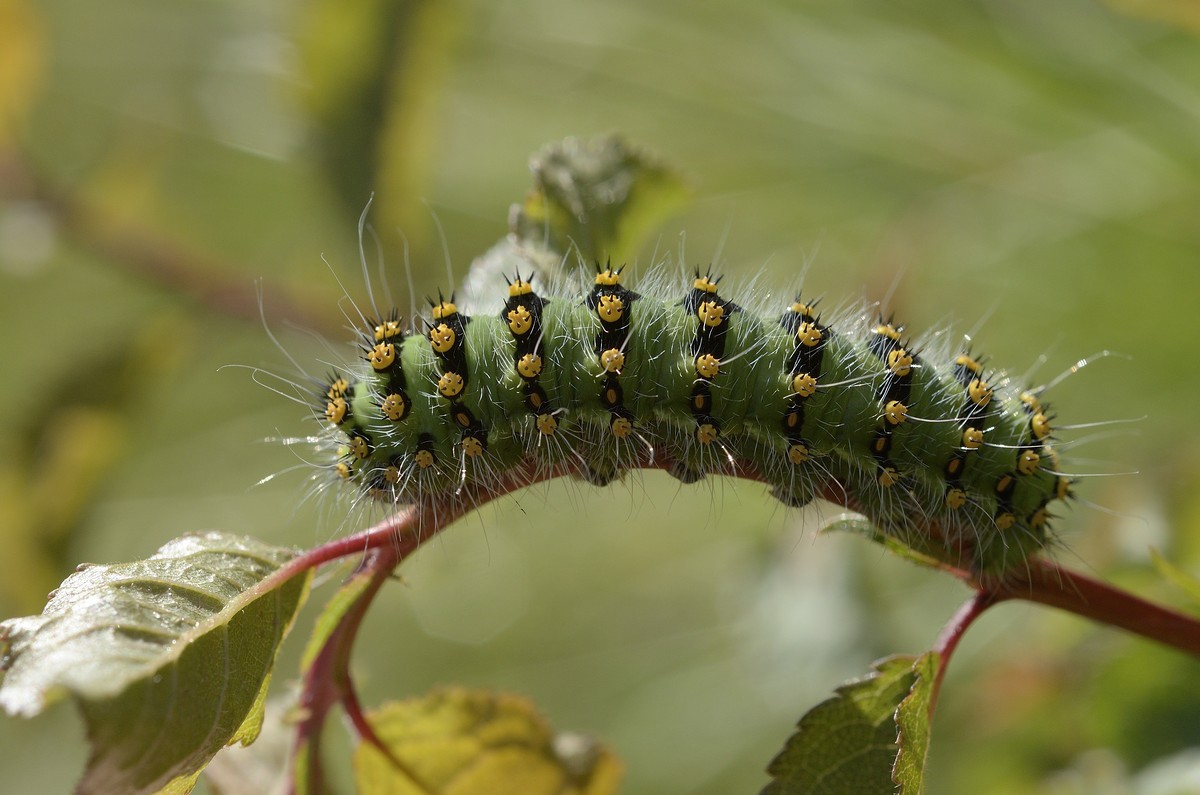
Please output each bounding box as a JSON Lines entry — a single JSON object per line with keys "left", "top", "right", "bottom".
{"left": 778, "top": 297, "right": 825, "bottom": 480}
{"left": 315, "top": 266, "right": 1074, "bottom": 572}
{"left": 502, "top": 273, "right": 556, "bottom": 437}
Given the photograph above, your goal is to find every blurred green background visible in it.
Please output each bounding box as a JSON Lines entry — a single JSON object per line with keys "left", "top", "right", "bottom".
{"left": 3, "top": 0, "right": 1200, "bottom": 793}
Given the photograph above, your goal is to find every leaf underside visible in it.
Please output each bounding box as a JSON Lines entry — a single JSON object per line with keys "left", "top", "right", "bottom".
{"left": 893, "top": 652, "right": 937, "bottom": 795}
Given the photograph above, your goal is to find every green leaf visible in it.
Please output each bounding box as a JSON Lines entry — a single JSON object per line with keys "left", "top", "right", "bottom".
{"left": 0, "top": 532, "right": 311, "bottom": 795}
{"left": 892, "top": 652, "right": 938, "bottom": 795}
{"left": 354, "top": 688, "right": 623, "bottom": 795}
{"left": 763, "top": 655, "right": 921, "bottom": 795}
{"left": 513, "top": 135, "right": 692, "bottom": 264}
{"left": 821, "top": 517, "right": 951, "bottom": 573}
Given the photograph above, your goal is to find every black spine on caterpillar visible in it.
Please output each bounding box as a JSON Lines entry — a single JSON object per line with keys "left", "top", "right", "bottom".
{"left": 777, "top": 297, "right": 827, "bottom": 483}
{"left": 502, "top": 274, "right": 557, "bottom": 436}
{"left": 587, "top": 265, "right": 641, "bottom": 446}
{"left": 428, "top": 294, "right": 489, "bottom": 461}
{"left": 683, "top": 271, "right": 741, "bottom": 457}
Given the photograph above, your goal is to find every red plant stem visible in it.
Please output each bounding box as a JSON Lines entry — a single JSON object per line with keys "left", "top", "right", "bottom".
{"left": 269, "top": 465, "right": 1200, "bottom": 675}
{"left": 269, "top": 506, "right": 419, "bottom": 590}
{"left": 287, "top": 607, "right": 337, "bottom": 792}
{"left": 332, "top": 562, "right": 434, "bottom": 790}
{"left": 270, "top": 463, "right": 1200, "bottom": 793}
{"left": 280, "top": 466, "right": 573, "bottom": 794}
{"left": 288, "top": 544, "right": 404, "bottom": 795}
{"left": 266, "top": 460, "right": 586, "bottom": 595}
{"left": 978, "top": 557, "right": 1200, "bottom": 658}
{"left": 340, "top": 677, "right": 407, "bottom": 772}
{"left": 276, "top": 461, "right": 685, "bottom": 792}
{"left": 929, "top": 592, "right": 997, "bottom": 714}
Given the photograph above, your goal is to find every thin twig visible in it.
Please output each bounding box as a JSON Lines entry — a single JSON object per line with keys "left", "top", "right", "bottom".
{"left": 929, "top": 592, "right": 998, "bottom": 714}
{"left": 0, "top": 151, "right": 336, "bottom": 334}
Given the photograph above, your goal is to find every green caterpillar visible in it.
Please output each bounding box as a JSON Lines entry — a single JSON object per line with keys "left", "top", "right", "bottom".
{"left": 314, "top": 265, "right": 1071, "bottom": 573}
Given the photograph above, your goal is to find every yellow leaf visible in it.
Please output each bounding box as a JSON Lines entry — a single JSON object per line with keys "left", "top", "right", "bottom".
{"left": 1105, "top": 0, "right": 1200, "bottom": 34}
{"left": 355, "top": 688, "right": 623, "bottom": 795}
{"left": 0, "top": 0, "right": 44, "bottom": 144}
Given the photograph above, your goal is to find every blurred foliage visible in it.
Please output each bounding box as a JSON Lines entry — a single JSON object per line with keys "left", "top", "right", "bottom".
{"left": 2, "top": 0, "right": 1200, "bottom": 793}
{"left": 298, "top": 0, "right": 460, "bottom": 253}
